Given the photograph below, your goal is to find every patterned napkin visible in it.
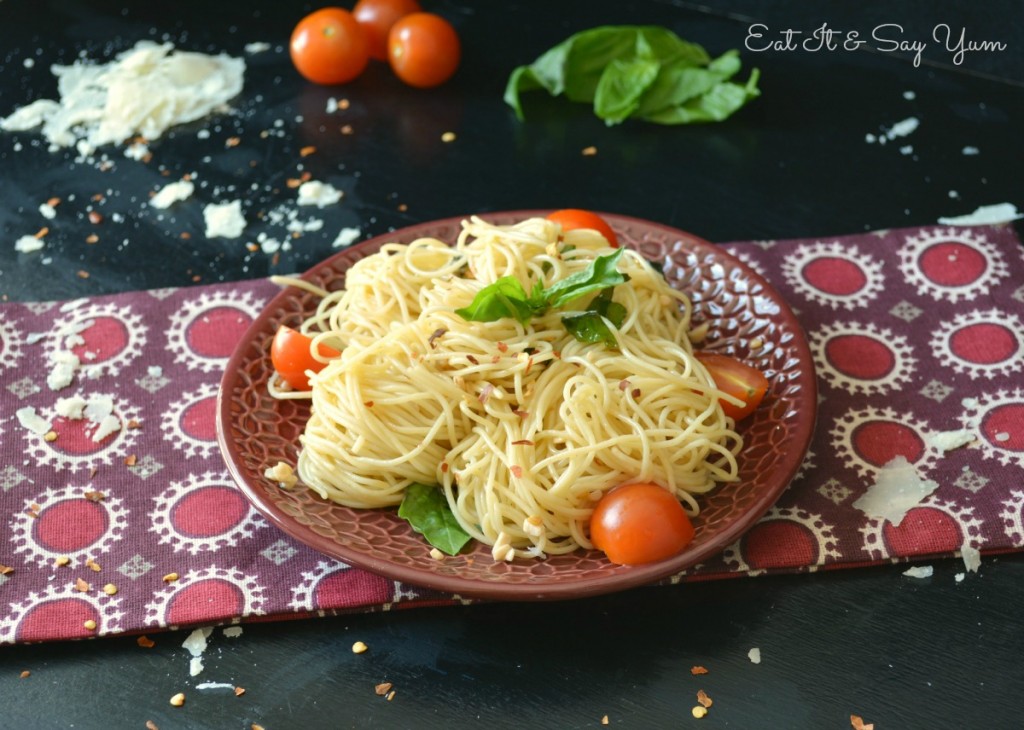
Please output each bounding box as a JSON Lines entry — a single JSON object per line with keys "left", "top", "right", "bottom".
{"left": 1, "top": 223, "right": 1022, "bottom": 644}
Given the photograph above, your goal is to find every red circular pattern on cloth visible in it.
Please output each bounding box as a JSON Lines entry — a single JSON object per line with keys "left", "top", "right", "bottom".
{"left": 50, "top": 416, "right": 115, "bottom": 454}
{"left": 185, "top": 307, "right": 252, "bottom": 358}
{"left": 181, "top": 397, "right": 218, "bottom": 441}
{"left": 70, "top": 316, "right": 129, "bottom": 363}
{"left": 17, "top": 599, "right": 100, "bottom": 642}
{"left": 853, "top": 421, "right": 925, "bottom": 466}
{"left": 918, "top": 242, "right": 987, "bottom": 286}
{"left": 170, "top": 487, "right": 249, "bottom": 537}
{"left": 32, "top": 499, "right": 108, "bottom": 553}
{"left": 825, "top": 334, "right": 895, "bottom": 379}
{"left": 315, "top": 568, "right": 393, "bottom": 607}
{"left": 802, "top": 257, "right": 867, "bottom": 295}
{"left": 982, "top": 403, "right": 1024, "bottom": 451}
{"left": 949, "top": 323, "right": 1017, "bottom": 365}
{"left": 883, "top": 507, "right": 962, "bottom": 555}
{"left": 741, "top": 521, "right": 817, "bottom": 569}
{"left": 167, "top": 579, "right": 245, "bottom": 625}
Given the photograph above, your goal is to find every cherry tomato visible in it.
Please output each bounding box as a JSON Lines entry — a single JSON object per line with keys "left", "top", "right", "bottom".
{"left": 694, "top": 351, "right": 769, "bottom": 421}
{"left": 387, "top": 13, "right": 461, "bottom": 88}
{"left": 271, "top": 326, "right": 341, "bottom": 390}
{"left": 290, "top": 8, "right": 370, "bottom": 85}
{"left": 546, "top": 209, "right": 619, "bottom": 248}
{"left": 590, "top": 483, "right": 695, "bottom": 565}
{"left": 353, "top": 0, "right": 422, "bottom": 61}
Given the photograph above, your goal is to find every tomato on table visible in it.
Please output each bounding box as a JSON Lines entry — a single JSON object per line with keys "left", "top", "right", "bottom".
{"left": 271, "top": 326, "right": 341, "bottom": 390}
{"left": 694, "top": 351, "right": 769, "bottom": 421}
{"left": 290, "top": 8, "right": 370, "bottom": 85}
{"left": 546, "top": 209, "right": 619, "bottom": 248}
{"left": 388, "top": 12, "right": 461, "bottom": 88}
{"left": 353, "top": 0, "right": 422, "bottom": 61}
{"left": 590, "top": 483, "right": 695, "bottom": 565}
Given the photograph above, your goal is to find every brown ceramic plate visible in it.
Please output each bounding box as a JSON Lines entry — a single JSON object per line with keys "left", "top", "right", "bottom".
{"left": 217, "top": 211, "right": 816, "bottom": 600}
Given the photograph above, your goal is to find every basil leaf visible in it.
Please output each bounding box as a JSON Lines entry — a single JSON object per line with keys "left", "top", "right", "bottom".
{"left": 398, "top": 483, "right": 472, "bottom": 556}
{"left": 455, "top": 276, "right": 535, "bottom": 324}
{"left": 543, "top": 249, "right": 626, "bottom": 308}
{"left": 589, "top": 287, "right": 627, "bottom": 327}
{"left": 594, "top": 57, "right": 661, "bottom": 125}
{"left": 562, "top": 311, "right": 619, "bottom": 347}
{"left": 505, "top": 25, "right": 758, "bottom": 125}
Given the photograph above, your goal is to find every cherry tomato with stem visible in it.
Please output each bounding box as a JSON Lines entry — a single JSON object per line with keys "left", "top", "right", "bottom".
{"left": 290, "top": 8, "right": 370, "bottom": 85}
{"left": 271, "top": 326, "right": 341, "bottom": 391}
{"left": 546, "top": 209, "right": 619, "bottom": 248}
{"left": 590, "top": 483, "right": 695, "bottom": 565}
{"left": 353, "top": 0, "right": 422, "bottom": 61}
{"left": 694, "top": 351, "right": 769, "bottom": 421}
{"left": 388, "top": 12, "right": 461, "bottom": 88}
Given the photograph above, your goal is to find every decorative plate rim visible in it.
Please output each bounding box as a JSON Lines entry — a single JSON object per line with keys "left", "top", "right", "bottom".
{"left": 217, "top": 211, "right": 817, "bottom": 601}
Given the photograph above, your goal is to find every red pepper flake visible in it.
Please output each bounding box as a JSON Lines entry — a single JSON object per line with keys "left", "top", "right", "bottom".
{"left": 0, "top": 564, "right": 13, "bottom": 576}
{"left": 246, "top": 243, "right": 259, "bottom": 252}
{"left": 374, "top": 682, "right": 393, "bottom": 696}
{"left": 180, "top": 232, "right": 192, "bottom": 240}
{"left": 46, "top": 197, "right": 61, "bottom": 208}
{"left": 338, "top": 98, "right": 351, "bottom": 110}
{"left": 225, "top": 136, "right": 241, "bottom": 148}
{"left": 363, "top": 401, "right": 374, "bottom": 408}
{"left": 440, "top": 462, "right": 449, "bottom": 473}
{"left": 145, "top": 721, "right": 159, "bottom": 730}
{"left": 513, "top": 410, "right": 529, "bottom": 419}
{"left": 88, "top": 211, "right": 104, "bottom": 224}
{"left": 850, "top": 715, "right": 875, "bottom": 730}
{"left": 77, "top": 270, "right": 90, "bottom": 279}
{"left": 524, "top": 357, "right": 534, "bottom": 375}
{"left": 397, "top": 203, "right": 408, "bottom": 212}
{"left": 234, "top": 686, "right": 246, "bottom": 697}
{"left": 35, "top": 227, "right": 49, "bottom": 239}
{"left": 74, "top": 577, "right": 90, "bottom": 592}
{"left": 84, "top": 490, "right": 105, "bottom": 502}
{"left": 618, "top": 379, "right": 630, "bottom": 391}
{"left": 271, "top": 252, "right": 280, "bottom": 267}
{"left": 126, "top": 419, "right": 142, "bottom": 430}
{"left": 466, "top": 355, "right": 479, "bottom": 365}
{"left": 511, "top": 439, "right": 534, "bottom": 446}
{"left": 85, "top": 234, "right": 99, "bottom": 244}
{"left": 19, "top": 670, "right": 30, "bottom": 679}
{"left": 137, "top": 635, "right": 156, "bottom": 648}
{"left": 631, "top": 388, "right": 641, "bottom": 399}
{"left": 286, "top": 178, "right": 302, "bottom": 188}
{"left": 191, "top": 275, "right": 202, "bottom": 283}
{"left": 696, "top": 690, "right": 713, "bottom": 708}
{"left": 300, "top": 145, "right": 316, "bottom": 157}
{"left": 690, "top": 666, "right": 709, "bottom": 675}
{"left": 91, "top": 194, "right": 104, "bottom": 202}
{"left": 510, "top": 465, "right": 523, "bottom": 478}
{"left": 300, "top": 171, "right": 312, "bottom": 182}
{"left": 428, "top": 328, "right": 447, "bottom": 348}
{"left": 25, "top": 509, "right": 38, "bottom": 519}
{"left": 496, "top": 341, "right": 509, "bottom": 353}
{"left": 124, "top": 455, "right": 137, "bottom": 466}
{"left": 340, "top": 124, "right": 354, "bottom": 135}
{"left": 581, "top": 145, "right": 597, "bottom": 156}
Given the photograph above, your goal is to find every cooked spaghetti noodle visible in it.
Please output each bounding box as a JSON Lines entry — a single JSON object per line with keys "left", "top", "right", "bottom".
{"left": 270, "top": 216, "right": 742, "bottom": 559}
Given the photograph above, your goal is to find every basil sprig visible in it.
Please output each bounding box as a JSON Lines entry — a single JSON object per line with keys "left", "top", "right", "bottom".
{"left": 397, "top": 483, "right": 472, "bottom": 556}
{"left": 505, "top": 25, "right": 759, "bottom": 126}
{"left": 455, "top": 249, "right": 628, "bottom": 346}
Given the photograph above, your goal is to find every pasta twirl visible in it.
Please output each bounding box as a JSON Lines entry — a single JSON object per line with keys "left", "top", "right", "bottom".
{"left": 270, "top": 216, "right": 742, "bottom": 559}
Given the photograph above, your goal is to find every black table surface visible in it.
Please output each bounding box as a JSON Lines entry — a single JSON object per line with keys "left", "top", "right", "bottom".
{"left": 1, "top": 1, "right": 1022, "bottom": 728}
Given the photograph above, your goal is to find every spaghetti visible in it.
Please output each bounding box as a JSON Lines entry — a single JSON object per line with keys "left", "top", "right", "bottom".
{"left": 270, "top": 216, "right": 742, "bottom": 559}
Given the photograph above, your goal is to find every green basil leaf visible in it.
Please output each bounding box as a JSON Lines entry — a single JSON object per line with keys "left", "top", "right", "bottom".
{"left": 398, "top": 483, "right": 472, "bottom": 556}
{"left": 634, "top": 49, "right": 742, "bottom": 118}
{"left": 455, "top": 276, "right": 535, "bottom": 324}
{"left": 562, "top": 311, "right": 619, "bottom": 347}
{"left": 543, "top": 249, "right": 626, "bottom": 309}
{"left": 594, "top": 57, "right": 661, "bottom": 125}
{"left": 643, "top": 67, "right": 760, "bottom": 124}
{"left": 635, "top": 26, "right": 710, "bottom": 65}
{"left": 588, "top": 287, "right": 627, "bottom": 327}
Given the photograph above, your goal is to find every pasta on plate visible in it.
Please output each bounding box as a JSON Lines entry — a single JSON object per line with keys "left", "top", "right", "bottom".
{"left": 269, "top": 216, "right": 742, "bottom": 560}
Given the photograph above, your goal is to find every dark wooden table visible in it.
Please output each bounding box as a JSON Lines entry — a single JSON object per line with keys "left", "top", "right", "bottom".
{"left": 2, "top": 2, "right": 1022, "bottom": 727}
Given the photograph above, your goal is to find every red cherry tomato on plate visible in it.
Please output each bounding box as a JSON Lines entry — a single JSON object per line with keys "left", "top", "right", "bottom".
{"left": 590, "top": 483, "right": 695, "bottom": 565}
{"left": 271, "top": 326, "right": 341, "bottom": 390}
{"left": 353, "top": 0, "right": 422, "bottom": 61}
{"left": 546, "top": 209, "right": 618, "bottom": 248}
{"left": 694, "top": 351, "right": 769, "bottom": 421}
{"left": 290, "top": 8, "right": 370, "bottom": 85}
{"left": 388, "top": 12, "right": 461, "bottom": 88}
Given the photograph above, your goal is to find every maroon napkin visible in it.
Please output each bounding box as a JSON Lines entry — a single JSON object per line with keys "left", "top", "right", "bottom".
{"left": 2, "top": 223, "right": 1022, "bottom": 644}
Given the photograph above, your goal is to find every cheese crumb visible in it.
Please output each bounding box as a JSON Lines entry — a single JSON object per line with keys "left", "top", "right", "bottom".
{"left": 203, "top": 200, "right": 246, "bottom": 238}
{"left": 264, "top": 462, "right": 298, "bottom": 489}
{"left": 852, "top": 456, "right": 939, "bottom": 526}
{"left": 16, "top": 407, "right": 51, "bottom": 434}
{"left": 150, "top": 180, "right": 195, "bottom": 209}
{"left": 747, "top": 647, "right": 761, "bottom": 664}
{"left": 960, "top": 542, "right": 981, "bottom": 573}
{"left": 297, "top": 180, "right": 342, "bottom": 208}
{"left": 15, "top": 235, "right": 45, "bottom": 253}
{"left": 244, "top": 42, "right": 272, "bottom": 54}
{"left": 938, "top": 203, "right": 1023, "bottom": 226}
{"left": 332, "top": 226, "right": 361, "bottom": 248}
{"left": 39, "top": 203, "right": 57, "bottom": 220}
{"left": 927, "top": 429, "right": 976, "bottom": 452}
{"left": 902, "top": 565, "right": 934, "bottom": 579}
{"left": 47, "top": 351, "right": 80, "bottom": 391}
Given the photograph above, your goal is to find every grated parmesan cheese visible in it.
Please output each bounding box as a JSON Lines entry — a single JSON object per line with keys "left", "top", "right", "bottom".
{"left": 39, "top": 203, "right": 57, "bottom": 220}
{"left": 15, "top": 235, "right": 45, "bottom": 253}
{"left": 902, "top": 565, "right": 933, "bottom": 579}
{"left": 203, "top": 200, "right": 246, "bottom": 238}
{"left": 264, "top": 462, "right": 298, "bottom": 489}
{"left": 852, "top": 456, "right": 939, "bottom": 526}
{"left": 47, "top": 351, "right": 80, "bottom": 391}
{"left": 960, "top": 542, "right": 981, "bottom": 573}
{"left": 297, "top": 180, "right": 343, "bottom": 208}
{"left": 938, "top": 203, "right": 1023, "bottom": 226}
{"left": 16, "top": 407, "right": 51, "bottom": 434}
{"left": 150, "top": 180, "right": 195, "bottom": 209}
{"left": 0, "top": 41, "right": 245, "bottom": 150}
{"left": 927, "top": 429, "right": 976, "bottom": 452}
{"left": 332, "top": 226, "right": 361, "bottom": 248}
